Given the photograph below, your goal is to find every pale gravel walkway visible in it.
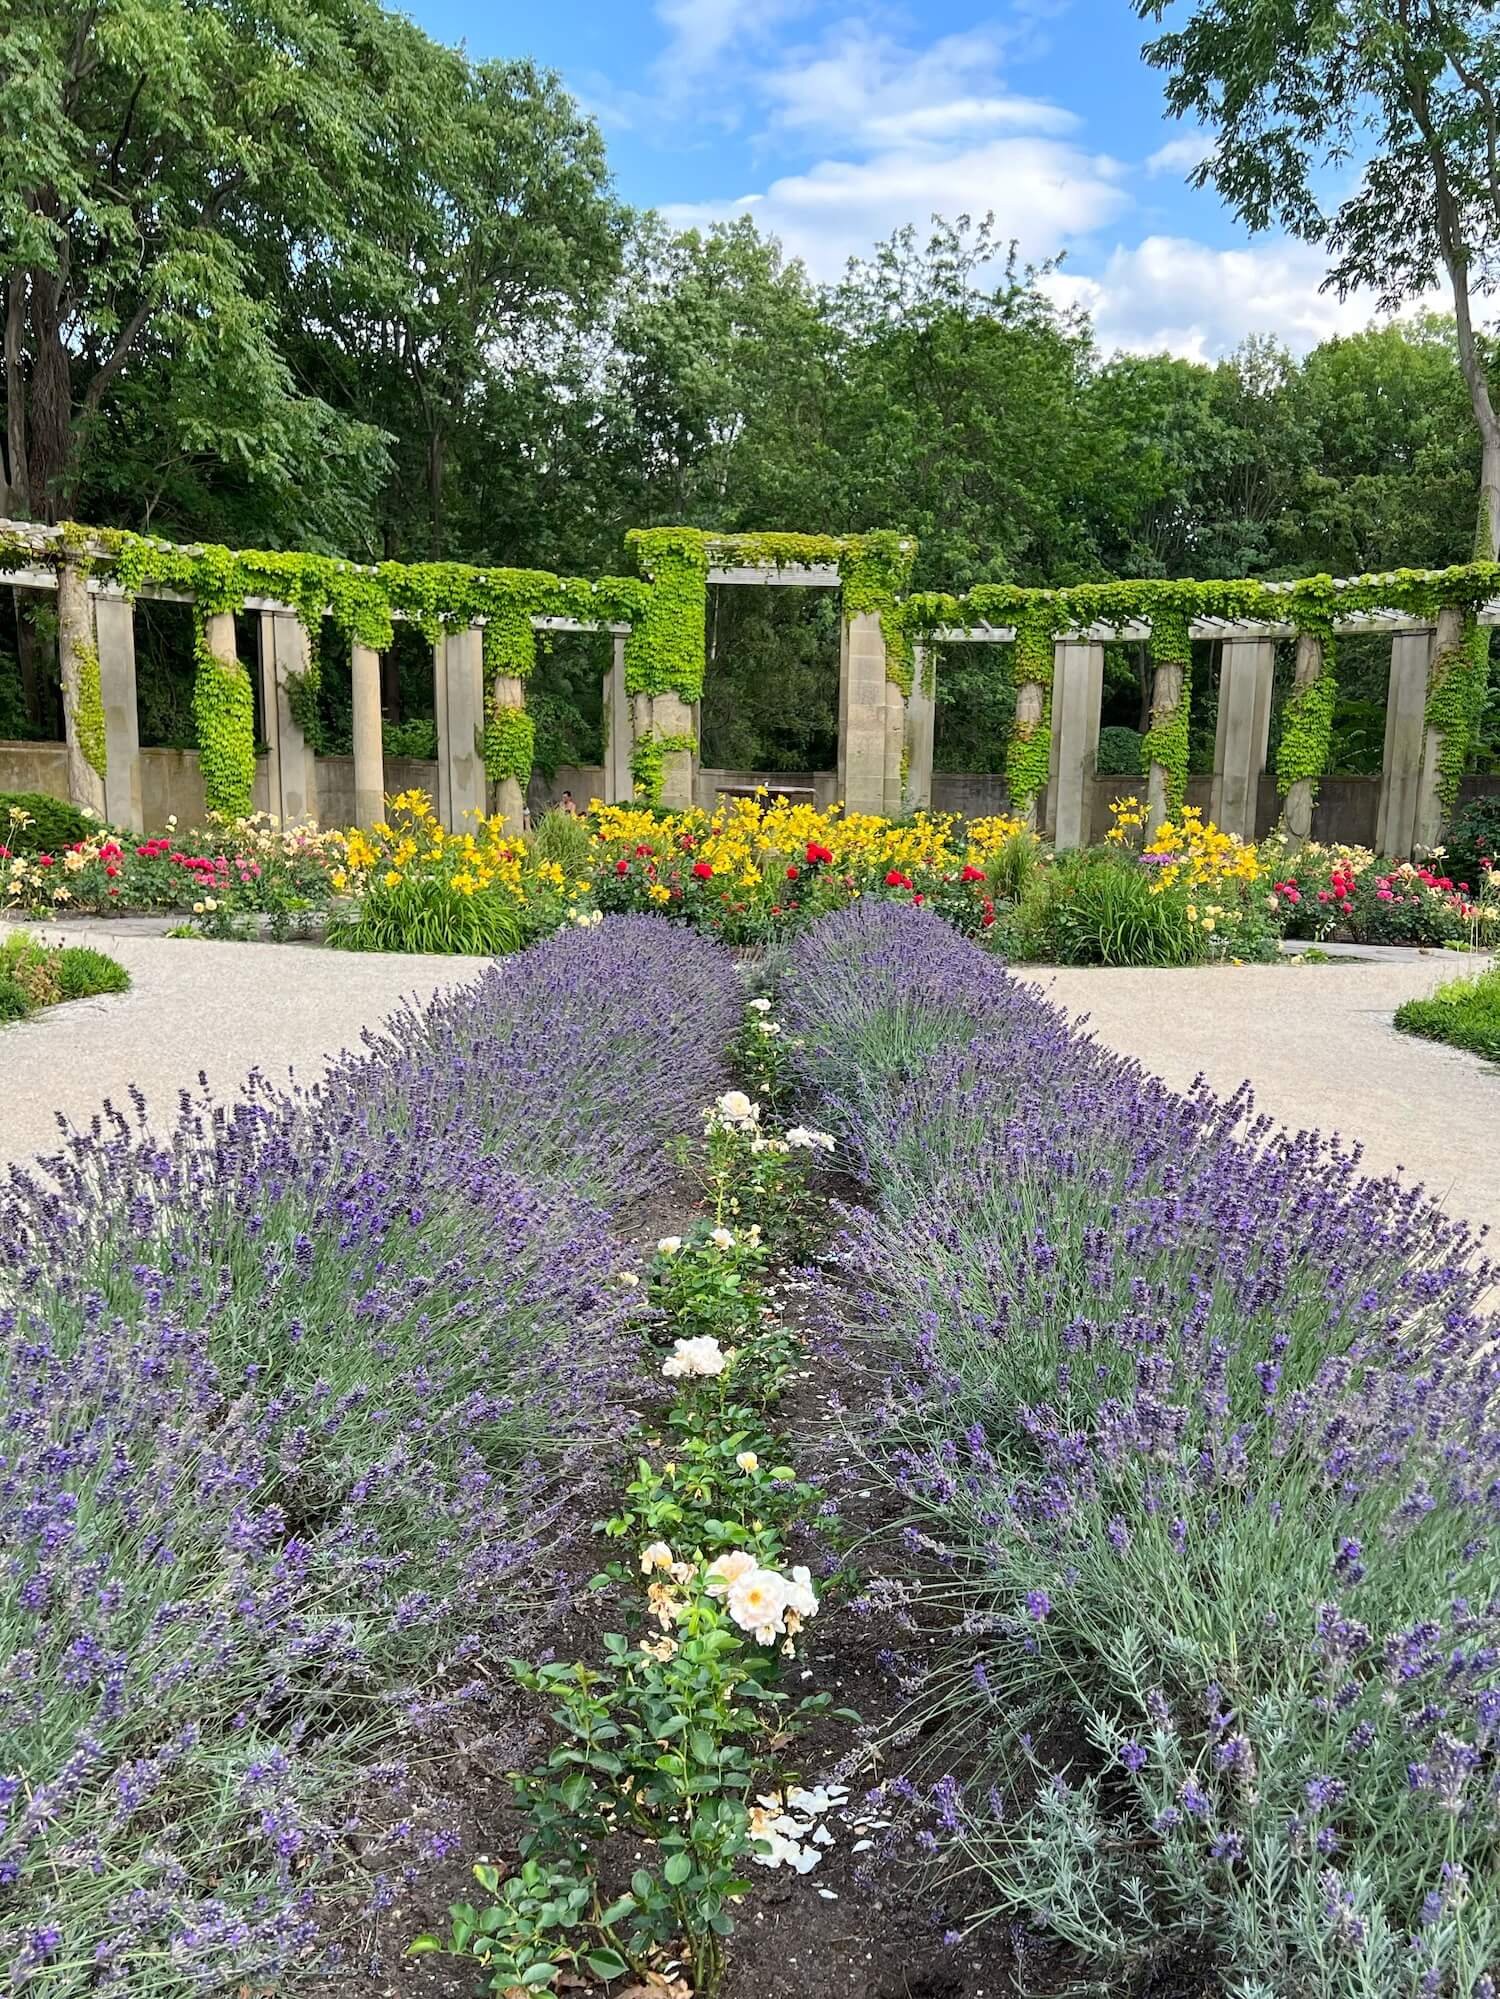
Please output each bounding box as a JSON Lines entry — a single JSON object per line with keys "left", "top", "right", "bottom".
{"left": 1012, "top": 953, "right": 1500, "bottom": 1246}
{"left": 0, "top": 927, "right": 486, "bottom": 1170}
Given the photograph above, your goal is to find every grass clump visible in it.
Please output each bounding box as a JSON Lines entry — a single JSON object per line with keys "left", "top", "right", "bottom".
{"left": 1395, "top": 963, "right": 1500, "bottom": 1062}
{"left": 0, "top": 930, "right": 131, "bottom": 1018}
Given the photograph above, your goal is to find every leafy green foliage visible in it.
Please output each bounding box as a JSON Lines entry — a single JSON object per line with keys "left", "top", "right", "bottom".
{"left": 326, "top": 873, "right": 522, "bottom": 955}
{"left": 1395, "top": 965, "right": 1500, "bottom": 1062}
{"left": 0, "top": 931, "right": 130, "bottom": 1015}
{"left": 1096, "top": 724, "right": 1145, "bottom": 775}
{"left": 0, "top": 792, "right": 94, "bottom": 853}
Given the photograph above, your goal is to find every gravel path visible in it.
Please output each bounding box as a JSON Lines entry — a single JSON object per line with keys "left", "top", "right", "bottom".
{"left": 0, "top": 926, "right": 486, "bottom": 1169}
{"left": 1012, "top": 952, "right": 1500, "bottom": 1247}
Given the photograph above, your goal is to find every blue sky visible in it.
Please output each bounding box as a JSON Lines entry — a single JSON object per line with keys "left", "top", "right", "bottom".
{"left": 406, "top": 0, "right": 1386, "bottom": 359}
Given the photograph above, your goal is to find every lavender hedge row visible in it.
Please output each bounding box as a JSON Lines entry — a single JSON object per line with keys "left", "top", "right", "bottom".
{"left": 1, "top": 918, "right": 741, "bottom": 1995}
{"left": 783, "top": 903, "right": 1500, "bottom": 1998}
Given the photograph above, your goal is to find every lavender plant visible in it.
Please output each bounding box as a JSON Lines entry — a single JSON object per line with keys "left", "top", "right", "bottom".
{"left": 783, "top": 902, "right": 1500, "bottom": 1998}
{"left": 0, "top": 918, "right": 741, "bottom": 1995}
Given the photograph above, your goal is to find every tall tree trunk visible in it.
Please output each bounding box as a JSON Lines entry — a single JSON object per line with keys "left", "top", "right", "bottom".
{"left": 28, "top": 269, "right": 75, "bottom": 524}
{"left": 2, "top": 274, "right": 30, "bottom": 520}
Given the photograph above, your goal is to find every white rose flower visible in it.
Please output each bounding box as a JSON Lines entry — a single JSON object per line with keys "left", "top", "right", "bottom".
{"left": 716, "top": 1089, "right": 754, "bottom": 1122}
{"left": 784, "top": 1565, "right": 819, "bottom": 1622}
{"left": 662, "top": 1334, "right": 729, "bottom": 1379}
{"left": 710, "top": 1226, "right": 734, "bottom": 1250}
{"left": 736, "top": 1451, "right": 759, "bottom": 1473}
{"left": 727, "top": 1566, "right": 789, "bottom": 1639}
{"left": 640, "top": 1540, "right": 674, "bottom": 1574}
{"left": 656, "top": 1236, "right": 682, "bottom": 1256}
{"left": 748, "top": 996, "right": 773, "bottom": 1012}
{"left": 704, "top": 1549, "right": 759, "bottom": 1596}
{"left": 786, "top": 1125, "right": 836, "bottom": 1153}
{"left": 616, "top": 1269, "right": 639, "bottom": 1287}
{"left": 756, "top": 1020, "right": 782, "bottom": 1036}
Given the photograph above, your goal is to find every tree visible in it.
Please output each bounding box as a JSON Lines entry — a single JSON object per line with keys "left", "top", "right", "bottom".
{"left": 1136, "top": 0, "right": 1500, "bottom": 554}
{"left": 0, "top": 0, "right": 423, "bottom": 528}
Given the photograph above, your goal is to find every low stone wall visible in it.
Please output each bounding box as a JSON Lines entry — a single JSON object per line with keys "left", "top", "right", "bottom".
{"left": 527, "top": 765, "right": 607, "bottom": 817}
{"left": 314, "top": 755, "right": 439, "bottom": 829}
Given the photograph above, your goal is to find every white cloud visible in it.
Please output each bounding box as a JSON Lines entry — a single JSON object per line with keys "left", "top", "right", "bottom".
{"left": 760, "top": 23, "right": 1074, "bottom": 146}
{"left": 1042, "top": 235, "right": 1392, "bottom": 359}
{"left": 1145, "top": 133, "right": 1215, "bottom": 178}
{"left": 663, "top": 134, "right": 1129, "bottom": 276}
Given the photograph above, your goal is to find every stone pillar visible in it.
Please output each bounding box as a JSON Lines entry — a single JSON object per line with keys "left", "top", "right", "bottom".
{"left": 433, "top": 640, "right": 450, "bottom": 826}
{"left": 604, "top": 634, "right": 633, "bottom": 803}
{"left": 838, "top": 610, "right": 890, "bottom": 816}
{"left": 1280, "top": 632, "right": 1324, "bottom": 844}
{"left": 490, "top": 671, "right": 526, "bottom": 833}
{"left": 1210, "top": 637, "right": 1275, "bottom": 843}
{"left": 57, "top": 556, "right": 106, "bottom": 818}
{"left": 437, "top": 624, "right": 486, "bottom": 831}
{"left": 651, "top": 689, "right": 698, "bottom": 812}
{"left": 882, "top": 678, "right": 905, "bottom": 817}
{"left": 1413, "top": 605, "right": 1467, "bottom": 855}
{"left": 1049, "top": 640, "right": 1104, "bottom": 851}
{"left": 904, "top": 643, "right": 935, "bottom": 811}
{"left": 95, "top": 594, "right": 143, "bottom": 831}
{"left": 1376, "top": 629, "right": 1434, "bottom": 859}
{"left": 351, "top": 642, "right": 384, "bottom": 828}
{"left": 255, "top": 611, "right": 318, "bottom": 825}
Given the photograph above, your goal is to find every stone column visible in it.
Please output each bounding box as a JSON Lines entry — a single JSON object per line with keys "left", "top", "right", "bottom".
{"left": 1376, "top": 629, "right": 1434, "bottom": 859}
{"left": 490, "top": 672, "right": 526, "bottom": 833}
{"left": 882, "top": 678, "right": 905, "bottom": 817}
{"left": 438, "top": 624, "right": 486, "bottom": 831}
{"left": 1280, "top": 633, "right": 1324, "bottom": 844}
{"left": 57, "top": 556, "right": 106, "bottom": 817}
{"left": 351, "top": 642, "right": 384, "bottom": 829}
{"left": 904, "top": 643, "right": 935, "bottom": 811}
{"left": 95, "top": 594, "right": 143, "bottom": 831}
{"left": 1049, "top": 640, "right": 1104, "bottom": 851}
{"left": 433, "top": 640, "right": 450, "bottom": 826}
{"left": 604, "top": 634, "right": 633, "bottom": 803}
{"left": 1413, "top": 605, "right": 1467, "bottom": 855}
{"left": 838, "top": 610, "right": 890, "bottom": 816}
{"left": 1210, "top": 637, "right": 1275, "bottom": 843}
{"left": 255, "top": 611, "right": 318, "bottom": 825}
{"left": 651, "top": 688, "right": 698, "bottom": 812}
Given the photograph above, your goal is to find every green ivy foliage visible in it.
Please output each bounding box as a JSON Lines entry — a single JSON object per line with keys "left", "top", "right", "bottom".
{"left": 629, "top": 730, "right": 695, "bottom": 807}
{"left": 484, "top": 704, "right": 536, "bottom": 785}
{"left": 1276, "top": 648, "right": 1339, "bottom": 797}
{"left": 191, "top": 613, "right": 257, "bottom": 817}
{"left": 625, "top": 527, "right": 917, "bottom": 700}
{"left": 1424, "top": 615, "right": 1493, "bottom": 811}
{"left": 72, "top": 642, "right": 108, "bottom": 780}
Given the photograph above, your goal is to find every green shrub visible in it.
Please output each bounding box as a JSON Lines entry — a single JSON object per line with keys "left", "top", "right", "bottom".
{"left": 1040, "top": 849, "right": 1204, "bottom": 967}
{"left": 0, "top": 973, "right": 32, "bottom": 1020}
{"left": 326, "top": 873, "right": 522, "bottom": 955}
{"left": 1441, "top": 793, "right": 1500, "bottom": 895}
{"left": 1395, "top": 965, "right": 1500, "bottom": 1062}
{"left": 0, "top": 791, "right": 96, "bottom": 854}
{"left": 982, "top": 827, "right": 1045, "bottom": 906}
{"left": 530, "top": 807, "right": 594, "bottom": 877}
{"left": 54, "top": 945, "right": 132, "bottom": 1001}
{"left": 383, "top": 717, "right": 439, "bottom": 759}
{"left": 1095, "top": 724, "right": 1144, "bottom": 776}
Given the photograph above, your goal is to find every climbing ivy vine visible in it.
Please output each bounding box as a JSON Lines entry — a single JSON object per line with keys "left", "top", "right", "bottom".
{"left": 484, "top": 704, "right": 536, "bottom": 785}
{"left": 629, "top": 730, "right": 696, "bottom": 807}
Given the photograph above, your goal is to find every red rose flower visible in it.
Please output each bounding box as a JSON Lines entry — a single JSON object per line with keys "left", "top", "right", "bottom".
{"left": 635, "top": 844, "right": 654, "bottom": 857}
{"left": 785, "top": 864, "right": 799, "bottom": 881}
{"left": 912, "top": 892, "right": 925, "bottom": 905}
{"left": 884, "top": 869, "right": 910, "bottom": 889}
{"left": 961, "top": 864, "right": 987, "bottom": 883}
{"left": 692, "top": 861, "right": 713, "bottom": 879}
{"left": 37, "top": 854, "right": 53, "bottom": 868}
{"left": 805, "top": 841, "right": 833, "bottom": 865}
{"left": 615, "top": 858, "right": 629, "bottom": 875}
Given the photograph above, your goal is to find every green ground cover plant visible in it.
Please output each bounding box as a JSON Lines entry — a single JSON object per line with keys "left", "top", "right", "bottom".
{"left": 1395, "top": 964, "right": 1500, "bottom": 1062}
